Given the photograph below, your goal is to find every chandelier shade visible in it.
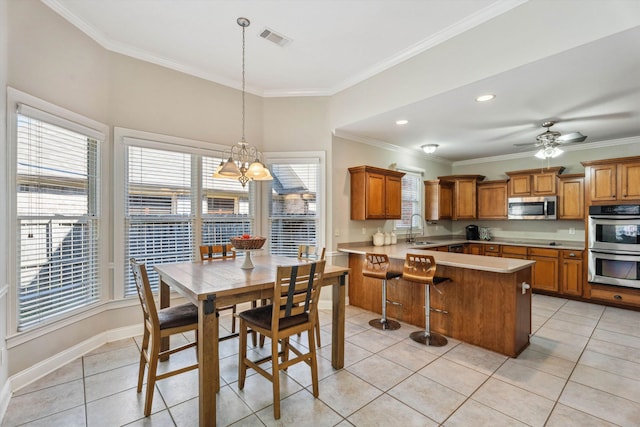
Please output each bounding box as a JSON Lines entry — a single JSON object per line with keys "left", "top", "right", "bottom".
{"left": 214, "top": 17, "right": 272, "bottom": 187}
{"left": 534, "top": 146, "right": 563, "bottom": 159}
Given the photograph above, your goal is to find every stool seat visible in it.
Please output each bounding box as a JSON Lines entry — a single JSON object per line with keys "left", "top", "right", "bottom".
{"left": 402, "top": 253, "right": 450, "bottom": 347}
{"left": 363, "top": 253, "right": 403, "bottom": 330}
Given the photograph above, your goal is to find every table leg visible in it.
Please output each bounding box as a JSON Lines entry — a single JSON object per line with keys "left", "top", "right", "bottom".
{"left": 331, "top": 273, "right": 346, "bottom": 369}
{"left": 160, "top": 279, "right": 170, "bottom": 361}
{"left": 199, "top": 295, "right": 218, "bottom": 427}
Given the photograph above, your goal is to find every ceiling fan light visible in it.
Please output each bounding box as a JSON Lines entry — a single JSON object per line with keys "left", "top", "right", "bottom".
{"left": 422, "top": 144, "right": 439, "bottom": 154}
{"left": 535, "top": 146, "right": 563, "bottom": 159}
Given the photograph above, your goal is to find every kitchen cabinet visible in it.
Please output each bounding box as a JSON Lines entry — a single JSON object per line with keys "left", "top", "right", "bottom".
{"left": 466, "top": 243, "right": 484, "bottom": 255}
{"left": 477, "top": 180, "right": 508, "bottom": 219}
{"left": 348, "top": 166, "right": 405, "bottom": 220}
{"left": 424, "top": 179, "right": 453, "bottom": 220}
{"left": 436, "top": 175, "right": 485, "bottom": 220}
{"left": 528, "top": 247, "right": 559, "bottom": 292}
{"left": 483, "top": 244, "right": 501, "bottom": 257}
{"left": 506, "top": 167, "right": 565, "bottom": 197}
{"left": 587, "top": 283, "right": 640, "bottom": 308}
{"left": 560, "top": 249, "right": 583, "bottom": 297}
{"left": 557, "top": 174, "right": 584, "bottom": 220}
{"left": 501, "top": 245, "right": 527, "bottom": 259}
{"left": 582, "top": 156, "right": 640, "bottom": 204}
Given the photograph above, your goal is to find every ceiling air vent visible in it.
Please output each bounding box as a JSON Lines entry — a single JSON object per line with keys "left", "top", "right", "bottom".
{"left": 259, "top": 28, "right": 292, "bottom": 47}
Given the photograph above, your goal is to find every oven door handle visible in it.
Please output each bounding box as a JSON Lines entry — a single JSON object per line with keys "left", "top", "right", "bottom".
{"left": 589, "top": 249, "right": 640, "bottom": 258}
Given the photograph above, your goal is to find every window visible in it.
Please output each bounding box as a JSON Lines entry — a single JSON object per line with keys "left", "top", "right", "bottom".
{"left": 396, "top": 170, "right": 423, "bottom": 230}
{"left": 267, "top": 157, "right": 321, "bottom": 257}
{"left": 14, "top": 102, "right": 104, "bottom": 331}
{"left": 119, "top": 134, "right": 256, "bottom": 296}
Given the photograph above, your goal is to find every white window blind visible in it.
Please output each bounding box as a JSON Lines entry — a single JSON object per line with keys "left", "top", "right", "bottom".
{"left": 124, "top": 146, "right": 193, "bottom": 295}
{"left": 397, "top": 171, "right": 422, "bottom": 229}
{"left": 268, "top": 160, "right": 320, "bottom": 257}
{"left": 16, "top": 109, "right": 101, "bottom": 330}
{"left": 201, "top": 156, "right": 254, "bottom": 246}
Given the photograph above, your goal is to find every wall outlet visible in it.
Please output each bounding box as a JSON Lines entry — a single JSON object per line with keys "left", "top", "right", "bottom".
{"left": 334, "top": 228, "right": 340, "bottom": 237}
{"left": 569, "top": 227, "right": 576, "bottom": 235}
{"left": 361, "top": 227, "right": 367, "bottom": 235}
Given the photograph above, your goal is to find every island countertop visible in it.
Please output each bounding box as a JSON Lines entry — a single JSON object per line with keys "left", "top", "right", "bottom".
{"left": 338, "top": 242, "right": 535, "bottom": 274}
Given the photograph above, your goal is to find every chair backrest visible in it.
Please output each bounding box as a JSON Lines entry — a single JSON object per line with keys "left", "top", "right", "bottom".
{"left": 272, "top": 260, "right": 326, "bottom": 329}
{"left": 297, "top": 245, "right": 326, "bottom": 261}
{"left": 363, "top": 252, "right": 392, "bottom": 279}
{"left": 402, "top": 253, "right": 436, "bottom": 284}
{"left": 130, "top": 258, "right": 159, "bottom": 329}
{"left": 199, "top": 244, "right": 236, "bottom": 261}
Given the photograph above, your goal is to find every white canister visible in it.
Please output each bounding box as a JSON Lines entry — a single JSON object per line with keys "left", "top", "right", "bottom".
{"left": 390, "top": 231, "right": 397, "bottom": 244}
{"left": 373, "top": 230, "right": 384, "bottom": 246}
{"left": 384, "top": 232, "right": 391, "bottom": 245}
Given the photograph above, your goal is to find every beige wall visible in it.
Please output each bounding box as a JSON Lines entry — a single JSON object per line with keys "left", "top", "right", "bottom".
{"left": 1, "top": 0, "right": 10, "bottom": 407}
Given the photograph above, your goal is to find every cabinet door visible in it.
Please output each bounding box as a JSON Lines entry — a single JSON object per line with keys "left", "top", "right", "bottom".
{"left": 439, "top": 184, "right": 453, "bottom": 219}
{"left": 366, "top": 172, "right": 386, "bottom": 219}
{"left": 561, "top": 256, "right": 583, "bottom": 297}
{"left": 529, "top": 256, "right": 559, "bottom": 292}
{"left": 558, "top": 176, "right": 584, "bottom": 219}
{"left": 466, "top": 243, "right": 483, "bottom": 255}
{"left": 589, "top": 164, "right": 617, "bottom": 202}
{"left": 619, "top": 162, "right": 640, "bottom": 201}
{"left": 385, "top": 174, "right": 403, "bottom": 219}
{"left": 477, "top": 182, "right": 507, "bottom": 219}
{"left": 454, "top": 179, "right": 477, "bottom": 219}
{"left": 532, "top": 172, "right": 557, "bottom": 195}
{"left": 509, "top": 175, "right": 531, "bottom": 197}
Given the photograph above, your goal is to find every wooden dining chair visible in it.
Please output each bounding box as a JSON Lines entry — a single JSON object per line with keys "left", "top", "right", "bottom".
{"left": 297, "top": 244, "right": 325, "bottom": 347}
{"left": 238, "top": 260, "right": 326, "bottom": 420}
{"left": 199, "top": 244, "right": 238, "bottom": 333}
{"left": 130, "top": 258, "right": 199, "bottom": 417}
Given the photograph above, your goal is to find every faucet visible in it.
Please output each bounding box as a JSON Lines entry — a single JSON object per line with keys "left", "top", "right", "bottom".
{"left": 407, "top": 213, "right": 424, "bottom": 243}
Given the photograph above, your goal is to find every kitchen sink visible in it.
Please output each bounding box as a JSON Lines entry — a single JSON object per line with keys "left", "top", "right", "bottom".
{"left": 411, "top": 242, "right": 435, "bottom": 247}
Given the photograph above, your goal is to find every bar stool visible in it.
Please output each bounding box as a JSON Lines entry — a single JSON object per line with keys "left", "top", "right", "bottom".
{"left": 402, "top": 253, "right": 450, "bottom": 346}
{"left": 363, "top": 253, "right": 403, "bottom": 330}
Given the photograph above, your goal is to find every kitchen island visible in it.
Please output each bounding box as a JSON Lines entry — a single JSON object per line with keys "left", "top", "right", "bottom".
{"left": 339, "top": 243, "right": 535, "bottom": 357}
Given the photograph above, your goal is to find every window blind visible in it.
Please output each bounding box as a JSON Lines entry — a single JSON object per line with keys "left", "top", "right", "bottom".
{"left": 268, "top": 160, "right": 319, "bottom": 257}
{"left": 16, "top": 111, "right": 101, "bottom": 330}
{"left": 124, "top": 146, "right": 193, "bottom": 295}
{"left": 397, "top": 171, "right": 422, "bottom": 229}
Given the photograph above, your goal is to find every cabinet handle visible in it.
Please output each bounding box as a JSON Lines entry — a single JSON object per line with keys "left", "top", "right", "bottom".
{"left": 521, "top": 282, "right": 531, "bottom": 295}
{"left": 569, "top": 253, "right": 576, "bottom": 257}
{"left": 614, "top": 294, "right": 622, "bottom": 300}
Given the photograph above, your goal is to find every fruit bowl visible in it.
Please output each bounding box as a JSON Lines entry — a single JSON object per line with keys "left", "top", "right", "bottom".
{"left": 230, "top": 236, "right": 266, "bottom": 250}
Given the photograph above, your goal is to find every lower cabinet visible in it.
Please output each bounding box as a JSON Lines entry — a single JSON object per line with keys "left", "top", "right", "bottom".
{"left": 527, "top": 248, "right": 560, "bottom": 292}
{"left": 466, "top": 243, "right": 484, "bottom": 255}
{"left": 560, "top": 250, "right": 583, "bottom": 296}
{"left": 587, "top": 283, "right": 640, "bottom": 307}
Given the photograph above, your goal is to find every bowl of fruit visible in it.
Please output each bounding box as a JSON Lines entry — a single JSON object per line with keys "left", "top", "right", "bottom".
{"left": 230, "top": 234, "right": 266, "bottom": 250}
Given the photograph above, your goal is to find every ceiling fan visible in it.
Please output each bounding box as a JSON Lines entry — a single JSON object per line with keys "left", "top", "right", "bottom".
{"left": 515, "top": 121, "right": 587, "bottom": 158}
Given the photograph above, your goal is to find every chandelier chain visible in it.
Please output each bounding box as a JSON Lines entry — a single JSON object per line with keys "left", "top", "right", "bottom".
{"left": 241, "top": 20, "right": 246, "bottom": 143}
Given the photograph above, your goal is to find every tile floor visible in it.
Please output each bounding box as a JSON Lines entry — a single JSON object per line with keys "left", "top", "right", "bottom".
{"left": 3, "top": 294, "right": 640, "bottom": 426}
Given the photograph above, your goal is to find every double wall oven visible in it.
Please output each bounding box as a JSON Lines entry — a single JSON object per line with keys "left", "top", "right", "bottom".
{"left": 588, "top": 204, "right": 640, "bottom": 289}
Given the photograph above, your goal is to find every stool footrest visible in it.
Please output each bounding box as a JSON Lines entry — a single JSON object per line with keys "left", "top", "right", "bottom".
{"left": 433, "top": 276, "right": 450, "bottom": 285}
{"left": 430, "top": 307, "right": 448, "bottom": 314}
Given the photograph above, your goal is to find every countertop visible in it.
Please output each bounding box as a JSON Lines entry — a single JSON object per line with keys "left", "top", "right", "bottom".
{"left": 338, "top": 242, "right": 535, "bottom": 274}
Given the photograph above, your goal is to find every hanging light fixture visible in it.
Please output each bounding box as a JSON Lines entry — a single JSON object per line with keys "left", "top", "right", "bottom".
{"left": 215, "top": 17, "right": 272, "bottom": 187}
{"left": 534, "top": 145, "right": 563, "bottom": 159}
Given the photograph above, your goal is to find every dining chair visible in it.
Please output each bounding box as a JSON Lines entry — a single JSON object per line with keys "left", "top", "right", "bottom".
{"left": 297, "top": 244, "right": 325, "bottom": 347}
{"left": 199, "top": 244, "right": 238, "bottom": 333}
{"left": 238, "top": 260, "right": 326, "bottom": 420}
{"left": 130, "top": 258, "right": 199, "bottom": 417}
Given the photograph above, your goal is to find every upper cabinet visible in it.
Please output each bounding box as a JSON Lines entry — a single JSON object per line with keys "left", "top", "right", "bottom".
{"left": 432, "top": 175, "right": 485, "bottom": 220}
{"left": 557, "top": 174, "right": 585, "bottom": 220}
{"left": 506, "top": 167, "right": 565, "bottom": 197}
{"left": 477, "top": 180, "right": 508, "bottom": 220}
{"left": 582, "top": 156, "right": 640, "bottom": 204}
{"left": 424, "top": 179, "right": 453, "bottom": 220}
{"left": 348, "top": 166, "right": 405, "bottom": 220}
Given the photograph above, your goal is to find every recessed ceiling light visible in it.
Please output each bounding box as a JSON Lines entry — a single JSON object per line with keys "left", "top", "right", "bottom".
{"left": 395, "top": 119, "right": 409, "bottom": 125}
{"left": 421, "top": 144, "right": 439, "bottom": 154}
{"left": 475, "top": 94, "right": 496, "bottom": 102}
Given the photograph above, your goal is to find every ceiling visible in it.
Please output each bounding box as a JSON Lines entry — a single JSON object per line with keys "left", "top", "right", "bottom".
{"left": 43, "top": 0, "right": 640, "bottom": 162}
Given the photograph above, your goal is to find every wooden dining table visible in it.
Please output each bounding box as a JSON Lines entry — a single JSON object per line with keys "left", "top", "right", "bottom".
{"left": 155, "top": 254, "right": 349, "bottom": 427}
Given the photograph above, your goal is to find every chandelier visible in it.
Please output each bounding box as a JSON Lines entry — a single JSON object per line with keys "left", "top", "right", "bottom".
{"left": 534, "top": 145, "right": 563, "bottom": 159}
{"left": 215, "top": 17, "right": 272, "bottom": 187}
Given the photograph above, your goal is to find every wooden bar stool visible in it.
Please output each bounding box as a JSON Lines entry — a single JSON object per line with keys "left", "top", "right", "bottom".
{"left": 402, "top": 253, "right": 450, "bottom": 346}
{"left": 363, "top": 253, "right": 403, "bottom": 330}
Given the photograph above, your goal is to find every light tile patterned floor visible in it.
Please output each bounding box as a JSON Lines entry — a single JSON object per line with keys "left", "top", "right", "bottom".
{"left": 3, "top": 294, "right": 640, "bottom": 426}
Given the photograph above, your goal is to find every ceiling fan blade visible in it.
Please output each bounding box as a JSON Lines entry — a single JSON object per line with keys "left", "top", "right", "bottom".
{"left": 513, "top": 142, "right": 537, "bottom": 147}
{"left": 557, "top": 132, "right": 587, "bottom": 143}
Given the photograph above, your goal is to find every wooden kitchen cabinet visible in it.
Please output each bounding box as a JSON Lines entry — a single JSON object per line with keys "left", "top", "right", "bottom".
{"left": 502, "top": 245, "right": 527, "bottom": 259}
{"left": 582, "top": 156, "right": 640, "bottom": 204}
{"left": 436, "top": 175, "right": 485, "bottom": 220}
{"left": 348, "top": 166, "right": 405, "bottom": 220}
{"left": 424, "top": 179, "right": 453, "bottom": 220}
{"left": 466, "top": 243, "right": 484, "bottom": 255}
{"left": 483, "top": 244, "right": 501, "bottom": 257}
{"left": 477, "top": 180, "right": 508, "bottom": 219}
{"left": 506, "top": 167, "right": 565, "bottom": 197}
{"left": 557, "top": 174, "right": 584, "bottom": 219}
{"left": 560, "top": 249, "right": 583, "bottom": 297}
{"left": 528, "top": 247, "right": 559, "bottom": 292}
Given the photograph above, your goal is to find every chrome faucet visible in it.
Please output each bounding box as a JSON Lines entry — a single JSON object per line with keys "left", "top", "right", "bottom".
{"left": 407, "top": 213, "right": 424, "bottom": 243}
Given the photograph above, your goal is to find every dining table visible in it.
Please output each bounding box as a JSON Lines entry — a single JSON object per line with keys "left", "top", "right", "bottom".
{"left": 155, "top": 254, "right": 349, "bottom": 427}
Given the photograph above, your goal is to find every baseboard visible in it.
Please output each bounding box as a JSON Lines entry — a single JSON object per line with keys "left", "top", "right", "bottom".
{"left": 8, "top": 323, "right": 141, "bottom": 393}
{"left": 0, "top": 380, "right": 11, "bottom": 426}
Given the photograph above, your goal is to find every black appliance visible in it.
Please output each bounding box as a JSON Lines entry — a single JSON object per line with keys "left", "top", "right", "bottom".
{"left": 466, "top": 225, "right": 480, "bottom": 240}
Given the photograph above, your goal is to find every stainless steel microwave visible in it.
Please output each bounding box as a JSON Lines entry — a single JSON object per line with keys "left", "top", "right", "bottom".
{"left": 507, "top": 196, "right": 557, "bottom": 220}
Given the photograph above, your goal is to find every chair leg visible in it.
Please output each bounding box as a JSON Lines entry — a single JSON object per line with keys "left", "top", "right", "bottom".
{"left": 238, "top": 319, "right": 248, "bottom": 390}
{"left": 308, "top": 327, "right": 319, "bottom": 398}
{"left": 231, "top": 305, "right": 237, "bottom": 334}
{"left": 409, "top": 283, "right": 448, "bottom": 347}
{"left": 144, "top": 337, "right": 160, "bottom": 417}
{"left": 368, "top": 279, "right": 401, "bottom": 330}
{"left": 314, "top": 311, "right": 322, "bottom": 348}
{"left": 271, "top": 336, "right": 281, "bottom": 420}
{"left": 137, "top": 329, "right": 150, "bottom": 392}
